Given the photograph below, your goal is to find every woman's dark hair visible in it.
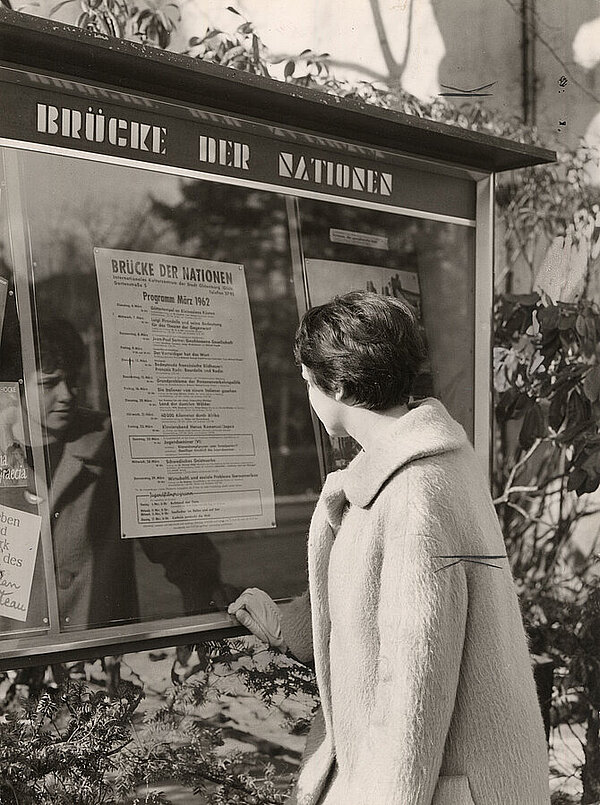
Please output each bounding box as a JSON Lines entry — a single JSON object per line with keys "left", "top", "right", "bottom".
{"left": 37, "top": 316, "right": 85, "bottom": 380}
{"left": 0, "top": 315, "right": 84, "bottom": 382}
{"left": 294, "top": 291, "right": 427, "bottom": 410}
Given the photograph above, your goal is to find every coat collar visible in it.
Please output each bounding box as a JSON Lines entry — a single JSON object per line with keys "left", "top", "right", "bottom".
{"left": 339, "top": 398, "right": 467, "bottom": 509}
{"left": 22, "top": 409, "right": 111, "bottom": 507}
{"left": 48, "top": 409, "right": 112, "bottom": 506}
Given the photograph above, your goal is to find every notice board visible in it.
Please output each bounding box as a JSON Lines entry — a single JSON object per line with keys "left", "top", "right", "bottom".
{"left": 0, "top": 13, "right": 554, "bottom": 663}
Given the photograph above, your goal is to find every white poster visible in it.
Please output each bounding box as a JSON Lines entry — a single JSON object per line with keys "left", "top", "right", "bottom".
{"left": 0, "top": 382, "right": 29, "bottom": 488}
{"left": 0, "top": 504, "right": 41, "bottom": 622}
{"left": 305, "top": 258, "right": 421, "bottom": 314}
{"left": 94, "top": 248, "right": 275, "bottom": 538}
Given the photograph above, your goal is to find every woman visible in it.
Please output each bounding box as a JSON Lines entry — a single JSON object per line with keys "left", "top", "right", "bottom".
{"left": 228, "top": 291, "right": 550, "bottom": 805}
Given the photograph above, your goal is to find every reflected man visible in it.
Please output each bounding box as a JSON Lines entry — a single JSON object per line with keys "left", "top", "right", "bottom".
{"left": 1, "top": 315, "right": 230, "bottom": 633}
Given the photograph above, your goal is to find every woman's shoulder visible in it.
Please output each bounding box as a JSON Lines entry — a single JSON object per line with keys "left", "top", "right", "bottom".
{"left": 372, "top": 449, "right": 468, "bottom": 522}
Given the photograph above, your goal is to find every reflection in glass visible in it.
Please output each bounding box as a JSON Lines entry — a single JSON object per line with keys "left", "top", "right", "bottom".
{"left": 297, "top": 198, "right": 475, "bottom": 472}
{"left": 0, "top": 160, "right": 49, "bottom": 634}
{"left": 13, "top": 150, "right": 321, "bottom": 631}
{"left": 4, "top": 148, "right": 476, "bottom": 636}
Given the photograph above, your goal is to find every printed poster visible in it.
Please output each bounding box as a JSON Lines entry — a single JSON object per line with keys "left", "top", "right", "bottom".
{"left": 0, "top": 504, "right": 41, "bottom": 622}
{"left": 94, "top": 248, "right": 276, "bottom": 538}
{"left": 305, "top": 258, "right": 421, "bottom": 313}
{"left": 0, "top": 381, "right": 29, "bottom": 488}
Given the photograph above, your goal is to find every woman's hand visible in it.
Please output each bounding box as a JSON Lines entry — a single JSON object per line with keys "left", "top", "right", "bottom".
{"left": 227, "top": 588, "right": 286, "bottom": 650}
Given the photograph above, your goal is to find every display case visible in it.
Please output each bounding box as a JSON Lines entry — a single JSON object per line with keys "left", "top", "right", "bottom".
{"left": 0, "top": 9, "right": 555, "bottom": 667}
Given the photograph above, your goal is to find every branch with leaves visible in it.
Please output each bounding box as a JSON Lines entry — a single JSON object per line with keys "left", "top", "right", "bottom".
{"left": 0, "top": 639, "right": 318, "bottom": 804}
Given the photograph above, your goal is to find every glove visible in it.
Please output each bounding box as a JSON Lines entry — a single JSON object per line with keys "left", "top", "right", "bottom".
{"left": 227, "top": 587, "right": 285, "bottom": 649}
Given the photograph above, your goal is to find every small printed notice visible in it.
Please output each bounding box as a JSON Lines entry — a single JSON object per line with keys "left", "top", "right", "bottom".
{"left": 94, "top": 248, "right": 276, "bottom": 538}
{"left": 305, "top": 258, "right": 421, "bottom": 314}
{"left": 329, "top": 229, "right": 389, "bottom": 250}
{"left": 0, "top": 382, "right": 28, "bottom": 488}
{"left": 0, "top": 504, "right": 41, "bottom": 622}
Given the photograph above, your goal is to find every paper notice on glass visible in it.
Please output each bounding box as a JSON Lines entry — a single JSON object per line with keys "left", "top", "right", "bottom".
{"left": 0, "top": 382, "right": 29, "bottom": 488}
{"left": 0, "top": 504, "right": 41, "bottom": 622}
{"left": 305, "top": 259, "right": 421, "bottom": 315}
{"left": 93, "top": 248, "right": 275, "bottom": 538}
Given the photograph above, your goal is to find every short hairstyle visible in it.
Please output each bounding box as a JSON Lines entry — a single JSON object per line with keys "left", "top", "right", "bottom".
{"left": 0, "top": 315, "right": 23, "bottom": 381}
{"left": 294, "top": 291, "right": 427, "bottom": 410}
{"left": 0, "top": 315, "right": 85, "bottom": 382}
{"left": 37, "top": 316, "right": 85, "bottom": 379}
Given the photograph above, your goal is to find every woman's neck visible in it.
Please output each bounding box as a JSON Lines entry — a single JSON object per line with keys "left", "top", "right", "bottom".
{"left": 342, "top": 402, "right": 409, "bottom": 453}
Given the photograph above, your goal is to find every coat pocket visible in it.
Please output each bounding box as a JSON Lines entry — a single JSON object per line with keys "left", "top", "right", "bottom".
{"left": 432, "top": 775, "right": 475, "bottom": 805}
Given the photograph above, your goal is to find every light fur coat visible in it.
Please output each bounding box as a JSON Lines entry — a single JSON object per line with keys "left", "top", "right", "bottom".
{"left": 280, "top": 398, "right": 550, "bottom": 805}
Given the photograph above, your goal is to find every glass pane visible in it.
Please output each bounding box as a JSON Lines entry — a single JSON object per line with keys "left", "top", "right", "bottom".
{"left": 13, "top": 149, "right": 321, "bottom": 630}
{"left": 297, "top": 197, "right": 475, "bottom": 471}
{"left": 0, "top": 153, "right": 49, "bottom": 636}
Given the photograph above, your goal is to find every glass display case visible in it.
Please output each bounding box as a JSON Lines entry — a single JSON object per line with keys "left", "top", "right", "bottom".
{"left": 0, "top": 9, "right": 555, "bottom": 665}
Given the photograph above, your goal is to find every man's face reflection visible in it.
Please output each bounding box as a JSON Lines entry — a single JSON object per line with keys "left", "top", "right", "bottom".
{"left": 28, "top": 368, "right": 78, "bottom": 442}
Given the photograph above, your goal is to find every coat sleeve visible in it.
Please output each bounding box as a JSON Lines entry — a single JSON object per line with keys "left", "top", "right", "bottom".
{"left": 348, "top": 512, "right": 468, "bottom": 805}
{"left": 279, "top": 588, "right": 313, "bottom": 664}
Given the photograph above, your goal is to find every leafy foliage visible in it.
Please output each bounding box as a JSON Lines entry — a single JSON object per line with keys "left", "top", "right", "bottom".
{"left": 492, "top": 189, "right": 600, "bottom": 801}
{"left": 51, "top": 0, "right": 179, "bottom": 48}
{"left": 0, "top": 640, "right": 318, "bottom": 804}
{"left": 183, "top": 11, "right": 548, "bottom": 141}
{"left": 0, "top": 679, "right": 142, "bottom": 804}
{"left": 496, "top": 152, "right": 600, "bottom": 291}
{"left": 494, "top": 293, "right": 600, "bottom": 496}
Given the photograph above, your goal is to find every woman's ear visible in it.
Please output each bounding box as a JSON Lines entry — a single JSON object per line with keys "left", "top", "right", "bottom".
{"left": 334, "top": 387, "right": 344, "bottom": 402}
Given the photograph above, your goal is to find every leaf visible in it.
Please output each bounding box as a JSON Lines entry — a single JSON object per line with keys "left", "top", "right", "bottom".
{"left": 283, "top": 60, "right": 295, "bottom": 79}
{"left": 495, "top": 389, "right": 518, "bottom": 423}
{"left": 227, "top": 5, "right": 241, "bottom": 14}
{"left": 528, "top": 352, "right": 545, "bottom": 377}
{"left": 537, "top": 304, "right": 560, "bottom": 333}
{"left": 556, "top": 390, "right": 593, "bottom": 443}
{"left": 496, "top": 388, "right": 533, "bottom": 423}
{"left": 519, "top": 402, "right": 545, "bottom": 450}
{"left": 220, "top": 45, "right": 245, "bottom": 65}
{"left": 158, "top": 25, "right": 170, "bottom": 49}
{"left": 580, "top": 448, "right": 600, "bottom": 476}
{"left": 576, "top": 314, "right": 587, "bottom": 337}
{"left": 541, "top": 331, "right": 560, "bottom": 363}
{"left": 583, "top": 365, "right": 600, "bottom": 402}
{"left": 526, "top": 310, "right": 541, "bottom": 337}
{"left": 558, "top": 311, "right": 577, "bottom": 331}
{"left": 49, "top": 0, "right": 75, "bottom": 15}
{"left": 567, "top": 467, "right": 587, "bottom": 493}
{"left": 578, "top": 471, "right": 600, "bottom": 496}
{"left": 549, "top": 386, "right": 569, "bottom": 431}
{"left": 570, "top": 389, "right": 590, "bottom": 423}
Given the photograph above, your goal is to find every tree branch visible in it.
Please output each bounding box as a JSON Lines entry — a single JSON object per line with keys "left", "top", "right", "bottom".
{"left": 395, "top": 0, "right": 414, "bottom": 79}
{"left": 368, "top": 0, "right": 401, "bottom": 79}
